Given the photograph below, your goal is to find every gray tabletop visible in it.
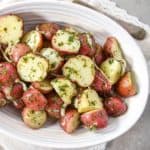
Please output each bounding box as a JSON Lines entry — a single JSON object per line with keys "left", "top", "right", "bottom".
{"left": 107, "top": 1, "right": 150, "bottom": 150}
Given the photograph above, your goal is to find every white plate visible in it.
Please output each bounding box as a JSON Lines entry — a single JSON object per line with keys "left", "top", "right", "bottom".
{"left": 0, "top": 0, "right": 149, "bottom": 149}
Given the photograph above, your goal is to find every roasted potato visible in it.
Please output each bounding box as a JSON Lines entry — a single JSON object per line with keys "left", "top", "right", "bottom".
{"left": 0, "top": 92, "right": 7, "bottom": 107}
{"left": 79, "top": 33, "right": 96, "bottom": 57}
{"left": 60, "top": 108, "right": 80, "bottom": 133}
{"left": 9, "top": 43, "right": 30, "bottom": 63}
{"left": 31, "top": 79, "right": 53, "bottom": 94}
{"left": 74, "top": 88, "right": 103, "bottom": 113}
{"left": 22, "top": 30, "right": 43, "bottom": 52}
{"left": 46, "top": 92, "right": 63, "bottom": 119}
{"left": 0, "top": 62, "right": 18, "bottom": 86}
{"left": 52, "top": 30, "right": 80, "bottom": 54}
{"left": 116, "top": 72, "right": 137, "bottom": 97}
{"left": 103, "top": 37, "right": 123, "bottom": 60}
{"left": 22, "top": 107, "right": 47, "bottom": 129}
{"left": 36, "top": 23, "right": 60, "bottom": 41}
{"left": 81, "top": 109, "right": 108, "bottom": 129}
{"left": 22, "top": 88, "right": 47, "bottom": 111}
{"left": 94, "top": 43, "right": 104, "bottom": 65}
{"left": 51, "top": 78, "right": 77, "bottom": 105}
{"left": 40, "top": 48, "right": 64, "bottom": 72}
{"left": 100, "top": 58, "right": 123, "bottom": 85}
{"left": 63, "top": 55, "right": 95, "bottom": 87}
{"left": 104, "top": 96, "right": 127, "bottom": 117}
{"left": 92, "top": 70, "right": 112, "bottom": 96}
{"left": 17, "top": 53, "right": 49, "bottom": 82}
{"left": 0, "top": 15, "right": 23, "bottom": 45}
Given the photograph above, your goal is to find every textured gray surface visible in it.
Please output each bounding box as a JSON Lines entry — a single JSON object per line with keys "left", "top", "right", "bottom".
{"left": 107, "top": 1, "right": 150, "bottom": 149}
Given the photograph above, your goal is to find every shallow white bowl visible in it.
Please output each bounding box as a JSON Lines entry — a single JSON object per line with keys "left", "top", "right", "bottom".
{"left": 0, "top": 0, "right": 149, "bottom": 149}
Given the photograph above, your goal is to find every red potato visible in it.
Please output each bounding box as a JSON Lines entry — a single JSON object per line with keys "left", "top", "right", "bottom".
{"left": 60, "top": 108, "right": 80, "bottom": 133}
{"left": 22, "top": 107, "right": 47, "bottom": 129}
{"left": 10, "top": 43, "right": 30, "bottom": 63}
{"left": 31, "top": 79, "right": 53, "bottom": 94}
{"left": 81, "top": 109, "right": 108, "bottom": 129}
{"left": 46, "top": 92, "right": 63, "bottom": 119}
{"left": 2, "top": 82, "right": 23, "bottom": 101}
{"left": 0, "top": 92, "right": 7, "bottom": 107}
{"left": 0, "top": 62, "right": 18, "bottom": 86}
{"left": 91, "top": 70, "right": 112, "bottom": 96}
{"left": 22, "top": 88, "right": 47, "bottom": 111}
{"left": 36, "top": 23, "right": 60, "bottom": 41}
{"left": 116, "top": 72, "right": 137, "bottom": 97}
{"left": 103, "top": 37, "right": 123, "bottom": 59}
{"left": 104, "top": 96, "right": 127, "bottom": 117}
{"left": 79, "top": 33, "right": 96, "bottom": 57}
{"left": 13, "top": 99, "right": 24, "bottom": 109}
{"left": 94, "top": 43, "right": 104, "bottom": 65}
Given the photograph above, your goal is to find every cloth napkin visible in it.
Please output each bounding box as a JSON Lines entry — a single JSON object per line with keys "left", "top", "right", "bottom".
{"left": 0, "top": 0, "right": 149, "bottom": 150}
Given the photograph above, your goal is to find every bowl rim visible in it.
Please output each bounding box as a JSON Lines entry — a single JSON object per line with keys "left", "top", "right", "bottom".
{"left": 0, "top": 0, "right": 149, "bottom": 148}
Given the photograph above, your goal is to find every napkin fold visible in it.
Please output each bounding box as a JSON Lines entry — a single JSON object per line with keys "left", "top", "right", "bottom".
{"left": 0, "top": 0, "right": 149, "bottom": 150}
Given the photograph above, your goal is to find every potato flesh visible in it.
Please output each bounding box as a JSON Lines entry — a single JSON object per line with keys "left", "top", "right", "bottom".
{"left": 63, "top": 55, "right": 95, "bottom": 87}
{"left": 22, "top": 30, "right": 42, "bottom": 52}
{"left": 41, "top": 48, "right": 63, "bottom": 71}
{"left": 52, "top": 30, "right": 80, "bottom": 53}
{"left": 17, "top": 53, "right": 48, "bottom": 82}
{"left": 74, "top": 89, "right": 103, "bottom": 113}
{"left": 51, "top": 78, "right": 77, "bottom": 105}
{"left": 100, "top": 58, "right": 122, "bottom": 85}
{"left": 22, "top": 108, "right": 47, "bottom": 129}
{"left": 0, "top": 15, "right": 23, "bottom": 45}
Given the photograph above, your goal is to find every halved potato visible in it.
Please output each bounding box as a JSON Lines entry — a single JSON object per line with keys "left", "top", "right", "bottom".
{"left": 22, "top": 30, "right": 43, "bottom": 52}
{"left": 0, "top": 15, "right": 23, "bottom": 45}
{"left": 40, "top": 48, "right": 64, "bottom": 72}
{"left": 63, "top": 55, "right": 95, "bottom": 87}
{"left": 74, "top": 88, "right": 103, "bottom": 113}
{"left": 17, "top": 53, "right": 48, "bottom": 82}
{"left": 100, "top": 58, "right": 122, "bottom": 85}
{"left": 52, "top": 29, "right": 80, "bottom": 54}
{"left": 51, "top": 78, "right": 77, "bottom": 105}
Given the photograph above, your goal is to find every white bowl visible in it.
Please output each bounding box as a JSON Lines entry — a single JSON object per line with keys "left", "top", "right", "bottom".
{"left": 0, "top": 0, "right": 149, "bottom": 149}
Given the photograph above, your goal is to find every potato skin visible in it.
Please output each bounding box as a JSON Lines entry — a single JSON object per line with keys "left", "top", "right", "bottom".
{"left": 79, "top": 33, "right": 96, "bottom": 57}
{"left": 36, "top": 23, "right": 60, "bottom": 41}
{"left": 104, "top": 96, "right": 127, "bottom": 117}
{"left": 22, "top": 107, "right": 47, "bottom": 129}
{"left": 13, "top": 99, "right": 24, "bottom": 109}
{"left": 0, "top": 92, "right": 7, "bottom": 107}
{"left": 60, "top": 108, "right": 80, "bottom": 133}
{"left": 116, "top": 72, "right": 137, "bottom": 97}
{"left": 91, "top": 70, "right": 112, "bottom": 96}
{"left": 81, "top": 109, "right": 108, "bottom": 129}
{"left": 22, "top": 88, "right": 47, "bottom": 111}
{"left": 0, "top": 62, "right": 18, "bottom": 86}
{"left": 46, "top": 92, "right": 63, "bottom": 119}
{"left": 10, "top": 43, "right": 30, "bottom": 63}
{"left": 94, "top": 43, "right": 104, "bottom": 65}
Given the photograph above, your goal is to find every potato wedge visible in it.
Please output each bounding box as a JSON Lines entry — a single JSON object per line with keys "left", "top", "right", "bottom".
{"left": 100, "top": 58, "right": 122, "bottom": 85}
{"left": 22, "top": 107, "right": 47, "bottom": 129}
{"left": 22, "top": 30, "right": 43, "bottom": 52}
{"left": 0, "top": 15, "right": 23, "bottom": 45}
{"left": 74, "top": 88, "right": 103, "bottom": 113}
{"left": 17, "top": 53, "right": 48, "bottom": 82}
{"left": 41, "top": 48, "right": 64, "bottom": 72}
{"left": 52, "top": 29, "right": 80, "bottom": 54}
{"left": 51, "top": 78, "right": 77, "bottom": 105}
{"left": 63, "top": 55, "right": 95, "bottom": 87}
